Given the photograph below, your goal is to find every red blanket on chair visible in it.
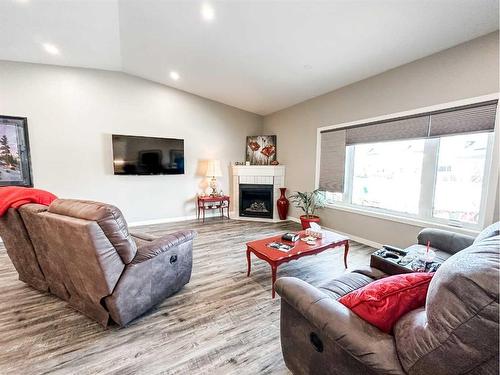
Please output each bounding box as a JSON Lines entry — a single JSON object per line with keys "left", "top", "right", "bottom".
{"left": 0, "top": 187, "right": 57, "bottom": 216}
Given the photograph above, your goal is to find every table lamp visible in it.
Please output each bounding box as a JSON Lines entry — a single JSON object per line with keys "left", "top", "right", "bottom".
{"left": 206, "top": 159, "right": 222, "bottom": 196}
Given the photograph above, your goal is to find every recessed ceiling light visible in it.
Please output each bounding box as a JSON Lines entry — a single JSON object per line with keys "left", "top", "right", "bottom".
{"left": 170, "top": 71, "right": 180, "bottom": 81}
{"left": 201, "top": 2, "right": 215, "bottom": 22}
{"left": 42, "top": 43, "right": 60, "bottom": 55}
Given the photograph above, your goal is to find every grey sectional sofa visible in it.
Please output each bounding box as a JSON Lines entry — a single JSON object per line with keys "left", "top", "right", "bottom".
{"left": 275, "top": 223, "right": 499, "bottom": 375}
{"left": 0, "top": 199, "right": 195, "bottom": 327}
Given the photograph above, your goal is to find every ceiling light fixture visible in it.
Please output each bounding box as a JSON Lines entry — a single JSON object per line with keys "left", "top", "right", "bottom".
{"left": 201, "top": 2, "right": 215, "bottom": 22}
{"left": 42, "top": 43, "right": 60, "bottom": 55}
{"left": 170, "top": 71, "right": 180, "bottom": 81}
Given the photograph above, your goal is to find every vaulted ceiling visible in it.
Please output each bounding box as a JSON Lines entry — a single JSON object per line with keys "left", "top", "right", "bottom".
{"left": 0, "top": 0, "right": 498, "bottom": 115}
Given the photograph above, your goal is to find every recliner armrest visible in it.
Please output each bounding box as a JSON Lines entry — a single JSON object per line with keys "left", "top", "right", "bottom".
{"left": 275, "top": 277, "right": 405, "bottom": 374}
{"left": 132, "top": 230, "right": 196, "bottom": 264}
{"left": 129, "top": 231, "right": 158, "bottom": 242}
{"left": 417, "top": 228, "right": 474, "bottom": 255}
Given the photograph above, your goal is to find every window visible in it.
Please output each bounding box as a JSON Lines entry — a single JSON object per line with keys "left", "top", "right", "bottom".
{"left": 432, "top": 133, "right": 490, "bottom": 224}
{"left": 319, "top": 100, "right": 497, "bottom": 229}
{"left": 350, "top": 139, "right": 424, "bottom": 214}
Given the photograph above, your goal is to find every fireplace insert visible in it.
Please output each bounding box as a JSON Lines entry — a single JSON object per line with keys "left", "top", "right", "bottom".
{"left": 239, "top": 184, "right": 273, "bottom": 219}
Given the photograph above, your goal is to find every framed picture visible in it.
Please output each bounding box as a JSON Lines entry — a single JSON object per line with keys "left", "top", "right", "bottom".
{"left": 246, "top": 135, "right": 277, "bottom": 165}
{"left": 0, "top": 116, "right": 33, "bottom": 187}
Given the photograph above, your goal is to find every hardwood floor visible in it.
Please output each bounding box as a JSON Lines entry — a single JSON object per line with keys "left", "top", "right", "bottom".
{"left": 0, "top": 219, "right": 374, "bottom": 375}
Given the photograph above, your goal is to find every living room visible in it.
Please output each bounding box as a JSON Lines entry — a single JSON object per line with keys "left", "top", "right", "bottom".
{"left": 0, "top": 1, "right": 498, "bottom": 374}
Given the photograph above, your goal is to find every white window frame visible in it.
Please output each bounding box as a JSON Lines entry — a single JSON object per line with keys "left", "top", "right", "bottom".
{"left": 315, "top": 93, "right": 500, "bottom": 234}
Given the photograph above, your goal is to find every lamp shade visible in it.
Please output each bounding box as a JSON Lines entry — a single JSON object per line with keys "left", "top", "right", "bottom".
{"left": 206, "top": 159, "right": 222, "bottom": 177}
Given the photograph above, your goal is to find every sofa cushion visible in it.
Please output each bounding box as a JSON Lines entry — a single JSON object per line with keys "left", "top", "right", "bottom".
{"left": 474, "top": 222, "right": 500, "bottom": 244}
{"left": 339, "top": 273, "right": 434, "bottom": 333}
{"left": 394, "top": 233, "right": 499, "bottom": 374}
{"left": 319, "top": 272, "right": 375, "bottom": 299}
{"left": 48, "top": 199, "right": 137, "bottom": 263}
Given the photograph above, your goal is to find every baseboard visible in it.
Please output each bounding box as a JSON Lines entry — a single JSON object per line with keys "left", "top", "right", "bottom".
{"left": 286, "top": 215, "right": 382, "bottom": 249}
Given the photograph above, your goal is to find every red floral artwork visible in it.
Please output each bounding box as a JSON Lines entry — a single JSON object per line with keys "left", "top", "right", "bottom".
{"left": 248, "top": 141, "right": 260, "bottom": 152}
{"left": 246, "top": 135, "right": 277, "bottom": 165}
{"left": 260, "top": 144, "right": 275, "bottom": 158}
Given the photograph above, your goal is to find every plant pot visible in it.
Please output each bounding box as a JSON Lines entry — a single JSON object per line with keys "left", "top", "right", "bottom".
{"left": 300, "top": 215, "right": 320, "bottom": 229}
{"left": 277, "top": 187, "right": 289, "bottom": 220}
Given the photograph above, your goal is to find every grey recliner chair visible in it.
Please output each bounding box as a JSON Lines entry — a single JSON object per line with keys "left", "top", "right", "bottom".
{"left": 0, "top": 199, "right": 195, "bottom": 328}
{"left": 275, "top": 223, "right": 499, "bottom": 375}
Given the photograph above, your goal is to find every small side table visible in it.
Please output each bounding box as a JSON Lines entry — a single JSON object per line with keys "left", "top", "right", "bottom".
{"left": 197, "top": 195, "right": 230, "bottom": 222}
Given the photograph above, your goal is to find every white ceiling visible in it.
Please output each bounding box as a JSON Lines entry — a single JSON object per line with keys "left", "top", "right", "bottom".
{"left": 0, "top": 0, "right": 498, "bottom": 115}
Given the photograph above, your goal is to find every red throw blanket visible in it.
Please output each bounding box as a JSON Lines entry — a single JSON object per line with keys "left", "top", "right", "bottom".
{"left": 0, "top": 187, "right": 57, "bottom": 216}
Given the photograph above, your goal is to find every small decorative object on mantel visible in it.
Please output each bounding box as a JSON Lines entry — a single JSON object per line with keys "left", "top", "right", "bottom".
{"left": 289, "top": 189, "right": 326, "bottom": 229}
{"left": 270, "top": 160, "right": 280, "bottom": 165}
{"left": 277, "top": 187, "right": 289, "bottom": 220}
{"left": 0, "top": 116, "right": 33, "bottom": 187}
{"left": 246, "top": 135, "right": 277, "bottom": 165}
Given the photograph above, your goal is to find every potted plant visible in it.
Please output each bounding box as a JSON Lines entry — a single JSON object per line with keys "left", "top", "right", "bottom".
{"left": 289, "top": 189, "right": 326, "bottom": 229}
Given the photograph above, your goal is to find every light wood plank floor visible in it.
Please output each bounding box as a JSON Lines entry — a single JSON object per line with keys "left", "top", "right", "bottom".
{"left": 0, "top": 219, "right": 374, "bottom": 375}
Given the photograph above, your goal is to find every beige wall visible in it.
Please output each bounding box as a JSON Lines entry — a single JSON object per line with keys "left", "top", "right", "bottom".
{"left": 263, "top": 32, "right": 499, "bottom": 247}
{"left": 0, "top": 61, "right": 262, "bottom": 223}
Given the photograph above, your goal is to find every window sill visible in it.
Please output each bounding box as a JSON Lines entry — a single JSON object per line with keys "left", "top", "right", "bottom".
{"left": 325, "top": 203, "right": 481, "bottom": 236}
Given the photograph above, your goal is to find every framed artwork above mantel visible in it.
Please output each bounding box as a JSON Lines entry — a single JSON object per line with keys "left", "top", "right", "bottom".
{"left": 246, "top": 135, "right": 277, "bottom": 165}
{"left": 0, "top": 115, "right": 33, "bottom": 187}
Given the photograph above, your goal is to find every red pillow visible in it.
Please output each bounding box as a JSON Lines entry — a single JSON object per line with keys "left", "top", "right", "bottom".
{"left": 338, "top": 272, "right": 433, "bottom": 333}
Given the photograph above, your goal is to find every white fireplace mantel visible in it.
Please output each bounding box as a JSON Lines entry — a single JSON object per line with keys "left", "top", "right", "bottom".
{"left": 231, "top": 165, "right": 286, "bottom": 222}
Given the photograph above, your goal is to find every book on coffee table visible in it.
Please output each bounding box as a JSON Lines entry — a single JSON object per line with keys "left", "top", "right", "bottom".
{"left": 266, "top": 241, "right": 294, "bottom": 252}
{"left": 281, "top": 232, "right": 300, "bottom": 242}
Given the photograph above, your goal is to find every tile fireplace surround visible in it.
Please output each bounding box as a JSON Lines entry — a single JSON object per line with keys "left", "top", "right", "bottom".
{"left": 231, "top": 165, "right": 286, "bottom": 222}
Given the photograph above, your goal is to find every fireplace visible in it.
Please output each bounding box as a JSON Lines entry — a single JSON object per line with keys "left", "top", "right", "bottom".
{"left": 232, "top": 165, "right": 285, "bottom": 222}
{"left": 239, "top": 184, "right": 273, "bottom": 219}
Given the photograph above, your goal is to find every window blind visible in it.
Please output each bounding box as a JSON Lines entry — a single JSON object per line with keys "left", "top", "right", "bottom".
{"left": 318, "top": 100, "right": 497, "bottom": 193}
{"left": 319, "top": 129, "right": 345, "bottom": 193}
{"left": 346, "top": 115, "right": 429, "bottom": 145}
{"left": 429, "top": 103, "right": 497, "bottom": 137}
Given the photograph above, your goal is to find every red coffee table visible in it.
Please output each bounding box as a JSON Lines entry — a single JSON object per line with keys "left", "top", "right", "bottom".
{"left": 246, "top": 230, "right": 349, "bottom": 298}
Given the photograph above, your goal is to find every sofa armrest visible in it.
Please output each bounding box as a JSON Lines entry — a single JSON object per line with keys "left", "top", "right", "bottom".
{"left": 105, "top": 230, "right": 194, "bottom": 326}
{"left": 275, "top": 277, "right": 405, "bottom": 375}
{"left": 129, "top": 231, "right": 158, "bottom": 242}
{"left": 417, "top": 228, "right": 474, "bottom": 255}
{"left": 132, "top": 230, "right": 196, "bottom": 264}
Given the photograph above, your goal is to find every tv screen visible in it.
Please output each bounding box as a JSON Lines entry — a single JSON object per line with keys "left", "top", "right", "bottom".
{"left": 112, "top": 134, "right": 184, "bottom": 175}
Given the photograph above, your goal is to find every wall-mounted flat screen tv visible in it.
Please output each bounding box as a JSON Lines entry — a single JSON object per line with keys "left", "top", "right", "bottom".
{"left": 112, "top": 134, "right": 184, "bottom": 175}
